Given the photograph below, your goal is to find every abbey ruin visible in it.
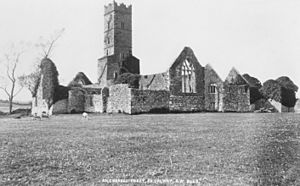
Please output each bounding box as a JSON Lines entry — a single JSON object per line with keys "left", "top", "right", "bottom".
{"left": 32, "top": 2, "right": 297, "bottom": 115}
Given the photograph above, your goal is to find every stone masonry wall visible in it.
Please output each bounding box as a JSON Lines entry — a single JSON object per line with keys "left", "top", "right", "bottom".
{"left": 131, "top": 90, "right": 170, "bottom": 114}
{"left": 107, "top": 84, "right": 132, "bottom": 114}
{"left": 68, "top": 89, "right": 85, "bottom": 113}
{"left": 223, "top": 85, "right": 250, "bottom": 112}
{"left": 84, "top": 94, "right": 103, "bottom": 113}
{"left": 169, "top": 95, "right": 204, "bottom": 112}
{"left": 32, "top": 75, "right": 50, "bottom": 116}
{"left": 204, "top": 65, "right": 223, "bottom": 112}
{"left": 139, "top": 72, "right": 169, "bottom": 91}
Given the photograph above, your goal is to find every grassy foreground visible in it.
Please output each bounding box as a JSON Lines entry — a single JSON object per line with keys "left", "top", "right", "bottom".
{"left": 0, "top": 113, "right": 299, "bottom": 185}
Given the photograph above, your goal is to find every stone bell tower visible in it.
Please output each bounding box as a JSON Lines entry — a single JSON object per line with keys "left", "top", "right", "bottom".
{"left": 98, "top": 1, "right": 140, "bottom": 87}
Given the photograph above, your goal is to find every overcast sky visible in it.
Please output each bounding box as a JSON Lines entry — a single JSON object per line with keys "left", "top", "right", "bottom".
{"left": 0, "top": 0, "right": 299, "bottom": 101}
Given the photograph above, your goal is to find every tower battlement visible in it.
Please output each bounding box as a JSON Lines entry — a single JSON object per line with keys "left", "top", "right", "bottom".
{"left": 105, "top": 1, "right": 132, "bottom": 14}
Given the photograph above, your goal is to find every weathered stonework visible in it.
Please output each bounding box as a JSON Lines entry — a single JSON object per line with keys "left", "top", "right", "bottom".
{"left": 131, "top": 90, "right": 170, "bottom": 114}
{"left": 98, "top": 1, "right": 140, "bottom": 87}
{"left": 223, "top": 85, "right": 250, "bottom": 112}
{"left": 106, "top": 84, "right": 170, "bottom": 114}
{"left": 68, "top": 89, "right": 85, "bottom": 113}
{"left": 204, "top": 64, "right": 223, "bottom": 112}
{"left": 139, "top": 72, "right": 169, "bottom": 91}
{"left": 167, "top": 47, "right": 205, "bottom": 112}
{"left": 169, "top": 95, "right": 204, "bottom": 112}
{"left": 222, "top": 68, "right": 251, "bottom": 112}
{"left": 84, "top": 94, "right": 103, "bottom": 113}
{"left": 107, "top": 84, "right": 132, "bottom": 114}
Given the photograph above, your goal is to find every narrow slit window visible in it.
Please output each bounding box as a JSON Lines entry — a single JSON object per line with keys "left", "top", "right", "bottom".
{"left": 90, "top": 96, "right": 94, "bottom": 106}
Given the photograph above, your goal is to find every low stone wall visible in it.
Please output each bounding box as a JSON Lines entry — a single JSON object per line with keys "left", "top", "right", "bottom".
{"left": 107, "top": 84, "right": 132, "bottom": 114}
{"left": 131, "top": 90, "right": 170, "bottom": 114}
{"left": 169, "top": 95, "right": 204, "bottom": 112}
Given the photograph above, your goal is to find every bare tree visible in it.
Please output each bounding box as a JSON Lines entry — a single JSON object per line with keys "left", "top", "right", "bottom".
{"left": 0, "top": 45, "right": 24, "bottom": 114}
{"left": 19, "top": 28, "right": 65, "bottom": 99}
{"left": 36, "top": 28, "right": 65, "bottom": 59}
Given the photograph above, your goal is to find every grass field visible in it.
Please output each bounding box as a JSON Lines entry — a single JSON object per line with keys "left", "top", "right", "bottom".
{"left": 0, "top": 113, "right": 299, "bottom": 185}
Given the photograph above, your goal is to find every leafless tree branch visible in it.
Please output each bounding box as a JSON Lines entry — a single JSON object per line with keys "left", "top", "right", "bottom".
{"left": 0, "top": 44, "right": 25, "bottom": 113}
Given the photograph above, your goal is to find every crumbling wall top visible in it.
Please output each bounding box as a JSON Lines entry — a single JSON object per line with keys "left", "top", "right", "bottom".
{"left": 105, "top": 1, "right": 132, "bottom": 14}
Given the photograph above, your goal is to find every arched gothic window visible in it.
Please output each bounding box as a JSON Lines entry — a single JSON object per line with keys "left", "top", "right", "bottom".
{"left": 181, "top": 60, "right": 196, "bottom": 93}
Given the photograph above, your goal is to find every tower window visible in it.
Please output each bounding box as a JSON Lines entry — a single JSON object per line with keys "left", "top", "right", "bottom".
{"left": 181, "top": 60, "right": 196, "bottom": 93}
{"left": 121, "top": 22, "right": 125, "bottom": 29}
{"left": 107, "top": 37, "right": 110, "bottom": 44}
{"left": 106, "top": 50, "right": 109, "bottom": 56}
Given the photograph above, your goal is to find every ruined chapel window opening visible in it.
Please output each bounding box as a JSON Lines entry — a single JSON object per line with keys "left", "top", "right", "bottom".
{"left": 121, "top": 22, "right": 125, "bottom": 29}
{"left": 181, "top": 60, "right": 196, "bottom": 93}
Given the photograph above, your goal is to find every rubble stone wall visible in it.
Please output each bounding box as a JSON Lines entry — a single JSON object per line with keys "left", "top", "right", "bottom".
{"left": 107, "top": 84, "right": 132, "bottom": 114}
{"left": 131, "top": 90, "right": 170, "bottom": 114}
{"left": 169, "top": 95, "right": 204, "bottom": 112}
{"left": 223, "top": 85, "right": 250, "bottom": 112}
{"left": 84, "top": 94, "right": 103, "bottom": 113}
{"left": 68, "top": 89, "right": 85, "bottom": 113}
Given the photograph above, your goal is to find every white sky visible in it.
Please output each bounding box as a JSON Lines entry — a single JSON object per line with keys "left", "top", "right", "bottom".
{"left": 0, "top": 0, "right": 299, "bottom": 101}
